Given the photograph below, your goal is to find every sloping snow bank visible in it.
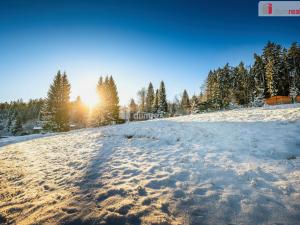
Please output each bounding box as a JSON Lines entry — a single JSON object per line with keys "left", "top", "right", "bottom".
{"left": 0, "top": 133, "right": 55, "bottom": 147}
{"left": 0, "top": 104, "right": 300, "bottom": 225}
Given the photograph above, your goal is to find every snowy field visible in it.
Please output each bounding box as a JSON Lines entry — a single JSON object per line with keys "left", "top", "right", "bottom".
{"left": 0, "top": 105, "right": 300, "bottom": 225}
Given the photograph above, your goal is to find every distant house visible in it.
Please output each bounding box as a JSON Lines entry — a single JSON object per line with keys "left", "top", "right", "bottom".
{"left": 32, "top": 126, "right": 43, "bottom": 133}
{"left": 119, "top": 106, "right": 130, "bottom": 121}
{"left": 133, "top": 112, "right": 163, "bottom": 121}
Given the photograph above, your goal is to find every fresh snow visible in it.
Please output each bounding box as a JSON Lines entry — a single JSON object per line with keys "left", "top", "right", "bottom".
{"left": 0, "top": 133, "right": 54, "bottom": 148}
{"left": 0, "top": 104, "right": 300, "bottom": 225}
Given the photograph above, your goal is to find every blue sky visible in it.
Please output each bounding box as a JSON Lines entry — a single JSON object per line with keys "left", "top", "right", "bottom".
{"left": 0, "top": 0, "right": 299, "bottom": 105}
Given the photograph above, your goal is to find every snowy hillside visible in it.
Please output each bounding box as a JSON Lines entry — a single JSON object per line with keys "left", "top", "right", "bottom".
{"left": 0, "top": 105, "right": 300, "bottom": 225}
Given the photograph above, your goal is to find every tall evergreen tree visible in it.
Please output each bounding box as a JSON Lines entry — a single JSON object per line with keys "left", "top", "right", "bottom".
{"left": 289, "top": 77, "right": 299, "bottom": 103}
{"left": 145, "top": 82, "right": 154, "bottom": 112}
{"left": 137, "top": 88, "right": 146, "bottom": 112}
{"left": 107, "top": 76, "right": 120, "bottom": 122}
{"left": 129, "top": 98, "right": 138, "bottom": 121}
{"left": 95, "top": 76, "right": 120, "bottom": 124}
{"left": 265, "top": 58, "right": 277, "bottom": 97}
{"left": 232, "top": 62, "right": 252, "bottom": 105}
{"left": 93, "top": 76, "right": 105, "bottom": 125}
{"left": 190, "top": 95, "right": 201, "bottom": 114}
{"left": 60, "top": 72, "right": 71, "bottom": 130}
{"left": 218, "top": 64, "right": 232, "bottom": 107}
{"left": 181, "top": 89, "right": 190, "bottom": 114}
{"left": 252, "top": 54, "right": 266, "bottom": 100}
{"left": 158, "top": 81, "right": 168, "bottom": 113}
{"left": 42, "top": 71, "right": 71, "bottom": 131}
{"left": 152, "top": 89, "right": 159, "bottom": 113}
{"left": 262, "top": 42, "right": 281, "bottom": 97}
{"left": 279, "top": 48, "right": 290, "bottom": 96}
{"left": 287, "top": 42, "right": 300, "bottom": 95}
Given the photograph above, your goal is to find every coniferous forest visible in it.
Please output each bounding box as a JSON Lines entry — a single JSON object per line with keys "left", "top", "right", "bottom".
{"left": 0, "top": 41, "right": 299, "bottom": 136}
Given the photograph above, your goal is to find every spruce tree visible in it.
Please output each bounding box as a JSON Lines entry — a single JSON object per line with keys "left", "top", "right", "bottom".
{"left": 262, "top": 42, "right": 281, "bottom": 97}
{"left": 42, "top": 71, "right": 71, "bottom": 131}
{"left": 232, "top": 62, "right": 252, "bottom": 105}
{"left": 108, "top": 76, "right": 120, "bottom": 122}
{"left": 95, "top": 75, "right": 120, "bottom": 125}
{"left": 145, "top": 82, "right": 154, "bottom": 112}
{"left": 152, "top": 89, "right": 159, "bottom": 113}
{"left": 190, "top": 95, "right": 200, "bottom": 114}
{"left": 289, "top": 77, "right": 298, "bottom": 103}
{"left": 181, "top": 89, "right": 190, "bottom": 114}
{"left": 158, "top": 81, "right": 167, "bottom": 114}
{"left": 287, "top": 42, "right": 300, "bottom": 95}
{"left": 129, "top": 99, "right": 138, "bottom": 121}
{"left": 265, "top": 58, "right": 277, "bottom": 97}
{"left": 218, "top": 64, "right": 232, "bottom": 107}
{"left": 137, "top": 88, "right": 146, "bottom": 112}
{"left": 94, "top": 76, "right": 105, "bottom": 125}
{"left": 252, "top": 54, "right": 266, "bottom": 101}
{"left": 61, "top": 72, "right": 71, "bottom": 131}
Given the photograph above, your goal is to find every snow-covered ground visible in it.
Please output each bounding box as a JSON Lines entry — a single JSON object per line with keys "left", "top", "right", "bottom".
{"left": 0, "top": 105, "right": 300, "bottom": 225}
{"left": 0, "top": 133, "right": 55, "bottom": 148}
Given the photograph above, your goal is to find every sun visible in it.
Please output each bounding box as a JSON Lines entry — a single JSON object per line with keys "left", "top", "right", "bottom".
{"left": 82, "top": 92, "right": 101, "bottom": 110}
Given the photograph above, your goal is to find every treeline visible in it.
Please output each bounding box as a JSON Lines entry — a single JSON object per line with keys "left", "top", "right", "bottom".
{"left": 130, "top": 81, "right": 203, "bottom": 116}
{"left": 129, "top": 81, "right": 168, "bottom": 116}
{"left": 205, "top": 42, "right": 300, "bottom": 109}
{"left": 130, "top": 42, "right": 300, "bottom": 116}
{"left": 90, "top": 76, "right": 120, "bottom": 126}
{"left": 1, "top": 41, "right": 299, "bottom": 135}
{"left": 0, "top": 71, "right": 121, "bottom": 135}
{"left": 41, "top": 71, "right": 121, "bottom": 132}
{"left": 0, "top": 99, "right": 44, "bottom": 135}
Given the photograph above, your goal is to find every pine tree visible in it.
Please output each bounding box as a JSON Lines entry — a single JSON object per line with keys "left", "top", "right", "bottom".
{"left": 279, "top": 48, "right": 290, "bottom": 96}
{"left": 152, "top": 89, "right": 159, "bottom": 113}
{"left": 129, "top": 99, "right": 138, "bottom": 121}
{"left": 61, "top": 72, "right": 71, "bottom": 131}
{"left": 252, "top": 54, "right": 266, "bottom": 101}
{"left": 232, "top": 62, "right": 252, "bottom": 105}
{"left": 265, "top": 58, "right": 277, "bottom": 97}
{"left": 190, "top": 95, "right": 201, "bottom": 114}
{"left": 145, "top": 82, "right": 154, "bottom": 112}
{"left": 42, "top": 71, "right": 71, "bottom": 131}
{"left": 95, "top": 76, "right": 120, "bottom": 125}
{"left": 287, "top": 42, "right": 300, "bottom": 95}
{"left": 181, "top": 89, "right": 190, "bottom": 114}
{"left": 107, "top": 76, "right": 120, "bottom": 122}
{"left": 262, "top": 42, "right": 281, "bottom": 97}
{"left": 137, "top": 88, "right": 146, "bottom": 112}
{"left": 218, "top": 64, "right": 232, "bottom": 107}
{"left": 208, "top": 69, "right": 222, "bottom": 109}
{"left": 289, "top": 77, "right": 298, "bottom": 103}
{"left": 158, "top": 81, "right": 167, "bottom": 114}
{"left": 94, "top": 76, "right": 105, "bottom": 125}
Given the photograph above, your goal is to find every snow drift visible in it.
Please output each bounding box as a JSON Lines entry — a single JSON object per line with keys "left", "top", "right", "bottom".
{"left": 0, "top": 104, "right": 300, "bottom": 225}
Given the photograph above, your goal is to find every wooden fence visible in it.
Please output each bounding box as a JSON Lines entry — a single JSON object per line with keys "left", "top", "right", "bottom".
{"left": 265, "top": 96, "right": 292, "bottom": 105}
{"left": 265, "top": 96, "right": 300, "bottom": 105}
